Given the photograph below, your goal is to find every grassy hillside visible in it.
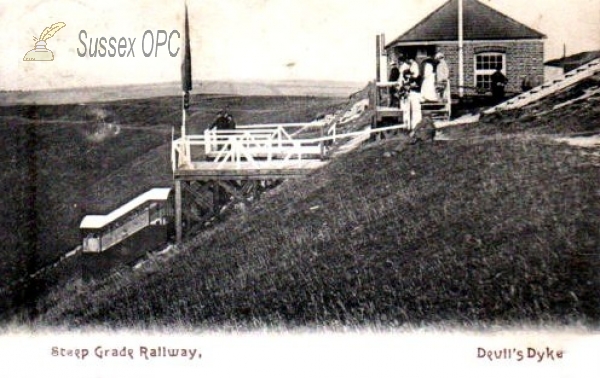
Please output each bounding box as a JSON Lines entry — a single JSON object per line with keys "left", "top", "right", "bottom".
{"left": 37, "top": 133, "right": 599, "bottom": 327}
{"left": 0, "top": 95, "right": 347, "bottom": 317}
{"left": 4, "top": 74, "right": 600, "bottom": 327}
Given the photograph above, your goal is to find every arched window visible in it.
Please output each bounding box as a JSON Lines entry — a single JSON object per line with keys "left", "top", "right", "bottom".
{"left": 474, "top": 52, "right": 506, "bottom": 90}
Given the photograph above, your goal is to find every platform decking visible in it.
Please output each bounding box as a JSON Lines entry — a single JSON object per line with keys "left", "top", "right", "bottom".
{"left": 175, "top": 159, "right": 328, "bottom": 180}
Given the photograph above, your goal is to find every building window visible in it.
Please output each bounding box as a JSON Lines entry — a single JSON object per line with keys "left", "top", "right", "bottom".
{"left": 474, "top": 52, "right": 506, "bottom": 90}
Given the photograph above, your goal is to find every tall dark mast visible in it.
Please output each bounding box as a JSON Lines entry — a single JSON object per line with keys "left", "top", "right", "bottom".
{"left": 180, "top": 1, "right": 192, "bottom": 166}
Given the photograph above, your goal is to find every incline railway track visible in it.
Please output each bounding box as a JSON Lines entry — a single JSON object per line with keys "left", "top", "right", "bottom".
{"left": 0, "top": 247, "right": 81, "bottom": 296}
{"left": 0, "top": 118, "right": 371, "bottom": 294}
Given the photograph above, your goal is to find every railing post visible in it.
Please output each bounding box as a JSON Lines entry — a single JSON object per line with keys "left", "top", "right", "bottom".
{"left": 171, "top": 141, "right": 176, "bottom": 173}
{"left": 319, "top": 122, "right": 325, "bottom": 160}
{"left": 204, "top": 128, "right": 211, "bottom": 155}
{"left": 185, "top": 135, "right": 191, "bottom": 164}
{"left": 278, "top": 127, "right": 283, "bottom": 149}
{"left": 234, "top": 139, "right": 241, "bottom": 168}
{"left": 267, "top": 138, "right": 272, "bottom": 161}
{"left": 446, "top": 80, "right": 452, "bottom": 120}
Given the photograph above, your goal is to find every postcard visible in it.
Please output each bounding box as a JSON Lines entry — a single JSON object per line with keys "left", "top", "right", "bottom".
{"left": 1, "top": 1, "right": 599, "bottom": 377}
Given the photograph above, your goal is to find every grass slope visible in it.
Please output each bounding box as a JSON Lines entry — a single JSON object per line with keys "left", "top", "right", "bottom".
{"left": 38, "top": 134, "right": 599, "bottom": 327}
{"left": 0, "top": 95, "right": 347, "bottom": 318}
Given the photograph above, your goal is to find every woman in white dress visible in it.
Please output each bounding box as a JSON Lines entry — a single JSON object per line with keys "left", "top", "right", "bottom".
{"left": 420, "top": 58, "right": 438, "bottom": 102}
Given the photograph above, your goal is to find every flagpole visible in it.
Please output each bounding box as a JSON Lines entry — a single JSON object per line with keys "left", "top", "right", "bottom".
{"left": 180, "top": 1, "right": 192, "bottom": 166}
{"left": 458, "top": 0, "right": 464, "bottom": 98}
{"left": 176, "top": 1, "right": 192, "bottom": 245}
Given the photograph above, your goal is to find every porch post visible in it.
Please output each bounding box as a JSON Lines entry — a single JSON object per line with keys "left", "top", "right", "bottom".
{"left": 458, "top": 0, "right": 464, "bottom": 98}
{"left": 175, "top": 179, "right": 182, "bottom": 244}
{"left": 376, "top": 34, "right": 381, "bottom": 83}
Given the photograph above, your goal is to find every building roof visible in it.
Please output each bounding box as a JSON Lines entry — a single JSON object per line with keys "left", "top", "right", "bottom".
{"left": 80, "top": 187, "right": 171, "bottom": 229}
{"left": 545, "top": 50, "right": 600, "bottom": 71}
{"left": 386, "top": 0, "right": 546, "bottom": 47}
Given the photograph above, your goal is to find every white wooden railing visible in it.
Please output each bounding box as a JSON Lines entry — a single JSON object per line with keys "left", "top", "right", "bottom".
{"left": 172, "top": 121, "right": 336, "bottom": 169}
{"left": 171, "top": 119, "right": 420, "bottom": 171}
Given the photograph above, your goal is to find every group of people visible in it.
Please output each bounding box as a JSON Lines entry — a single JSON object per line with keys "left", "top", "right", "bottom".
{"left": 388, "top": 52, "right": 450, "bottom": 130}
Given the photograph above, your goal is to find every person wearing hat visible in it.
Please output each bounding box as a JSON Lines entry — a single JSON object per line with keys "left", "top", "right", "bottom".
{"left": 388, "top": 60, "right": 401, "bottom": 107}
{"left": 420, "top": 56, "right": 438, "bottom": 102}
{"left": 435, "top": 52, "right": 450, "bottom": 102}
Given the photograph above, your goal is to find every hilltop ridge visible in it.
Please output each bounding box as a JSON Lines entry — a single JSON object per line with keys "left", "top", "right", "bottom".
{"left": 0, "top": 80, "right": 365, "bottom": 106}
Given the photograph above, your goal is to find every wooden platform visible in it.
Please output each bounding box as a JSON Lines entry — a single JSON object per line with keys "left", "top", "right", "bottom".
{"left": 376, "top": 106, "right": 404, "bottom": 119}
{"left": 172, "top": 124, "right": 372, "bottom": 243}
{"left": 174, "top": 159, "right": 327, "bottom": 180}
{"left": 373, "top": 80, "right": 452, "bottom": 124}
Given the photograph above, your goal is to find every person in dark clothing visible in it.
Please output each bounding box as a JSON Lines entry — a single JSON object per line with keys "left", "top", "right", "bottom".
{"left": 389, "top": 62, "right": 400, "bottom": 81}
{"left": 521, "top": 75, "right": 534, "bottom": 92}
{"left": 208, "top": 110, "right": 236, "bottom": 161}
{"left": 403, "top": 58, "right": 422, "bottom": 130}
{"left": 224, "top": 112, "right": 235, "bottom": 129}
{"left": 491, "top": 69, "right": 508, "bottom": 102}
{"left": 211, "top": 110, "right": 236, "bottom": 130}
{"left": 388, "top": 61, "right": 401, "bottom": 107}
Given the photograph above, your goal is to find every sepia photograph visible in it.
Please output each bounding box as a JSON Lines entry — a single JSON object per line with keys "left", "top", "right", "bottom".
{"left": 0, "top": 0, "right": 599, "bottom": 376}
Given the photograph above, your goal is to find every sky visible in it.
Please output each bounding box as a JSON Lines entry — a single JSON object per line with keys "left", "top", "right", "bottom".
{"left": 1, "top": 0, "right": 599, "bottom": 91}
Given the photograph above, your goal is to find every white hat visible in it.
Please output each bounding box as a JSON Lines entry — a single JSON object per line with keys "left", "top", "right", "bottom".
{"left": 435, "top": 52, "right": 444, "bottom": 59}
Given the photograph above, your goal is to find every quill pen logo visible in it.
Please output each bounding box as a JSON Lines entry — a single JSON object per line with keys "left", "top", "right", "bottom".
{"left": 23, "top": 22, "right": 66, "bottom": 61}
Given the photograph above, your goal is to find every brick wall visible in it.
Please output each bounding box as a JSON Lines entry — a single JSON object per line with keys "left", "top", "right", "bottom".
{"left": 418, "top": 40, "right": 545, "bottom": 95}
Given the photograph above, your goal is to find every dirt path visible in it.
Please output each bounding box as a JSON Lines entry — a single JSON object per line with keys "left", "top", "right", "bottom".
{"left": 554, "top": 134, "right": 600, "bottom": 148}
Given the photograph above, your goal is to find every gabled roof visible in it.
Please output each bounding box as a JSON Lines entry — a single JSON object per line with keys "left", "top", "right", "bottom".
{"left": 386, "top": 0, "right": 546, "bottom": 47}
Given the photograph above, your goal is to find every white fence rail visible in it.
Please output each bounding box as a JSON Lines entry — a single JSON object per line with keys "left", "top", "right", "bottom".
{"left": 173, "top": 122, "right": 333, "bottom": 169}
{"left": 171, "top": 120, "right": 411, "bottom": 170}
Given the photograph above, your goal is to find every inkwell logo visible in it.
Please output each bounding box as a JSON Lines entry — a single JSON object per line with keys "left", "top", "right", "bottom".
{"left": 23, "top": 22, "right": 66, "bottom": 61}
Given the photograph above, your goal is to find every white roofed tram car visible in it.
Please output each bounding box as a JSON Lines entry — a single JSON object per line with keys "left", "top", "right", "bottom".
{"left": 79, "top": 188, "right": 174, "bottom": 279}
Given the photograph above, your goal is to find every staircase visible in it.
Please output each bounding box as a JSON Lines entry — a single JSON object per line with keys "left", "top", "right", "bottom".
{"left": 484, "top": 58, "right": 600, "bottom": 114}
{"left": 422, "top": 101, "right": 451, "bottom": 121}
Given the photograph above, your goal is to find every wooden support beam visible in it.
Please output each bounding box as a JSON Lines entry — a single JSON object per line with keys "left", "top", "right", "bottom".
{"left": 175, "top": 179, "right": 182, "bottom": 244}
{"left": 184, "top": 211, "right": 217, "bottom": 236}
{"left": 213, "top": 180, "right": 221, "bottom": 215}
{"left": 217, "top": 180, "right": 252, "bottom": 207}
{"left": 240, "top": 180, "right": 255, "bottom": 196}
{"left": 182, "top": 197, "right": 204, "bottom": 224}
{"left": 184, "top": 181, "right": 213, "bottom": 210}
{"left": 253, "top": 180, "right": 260, "bottom": 200}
